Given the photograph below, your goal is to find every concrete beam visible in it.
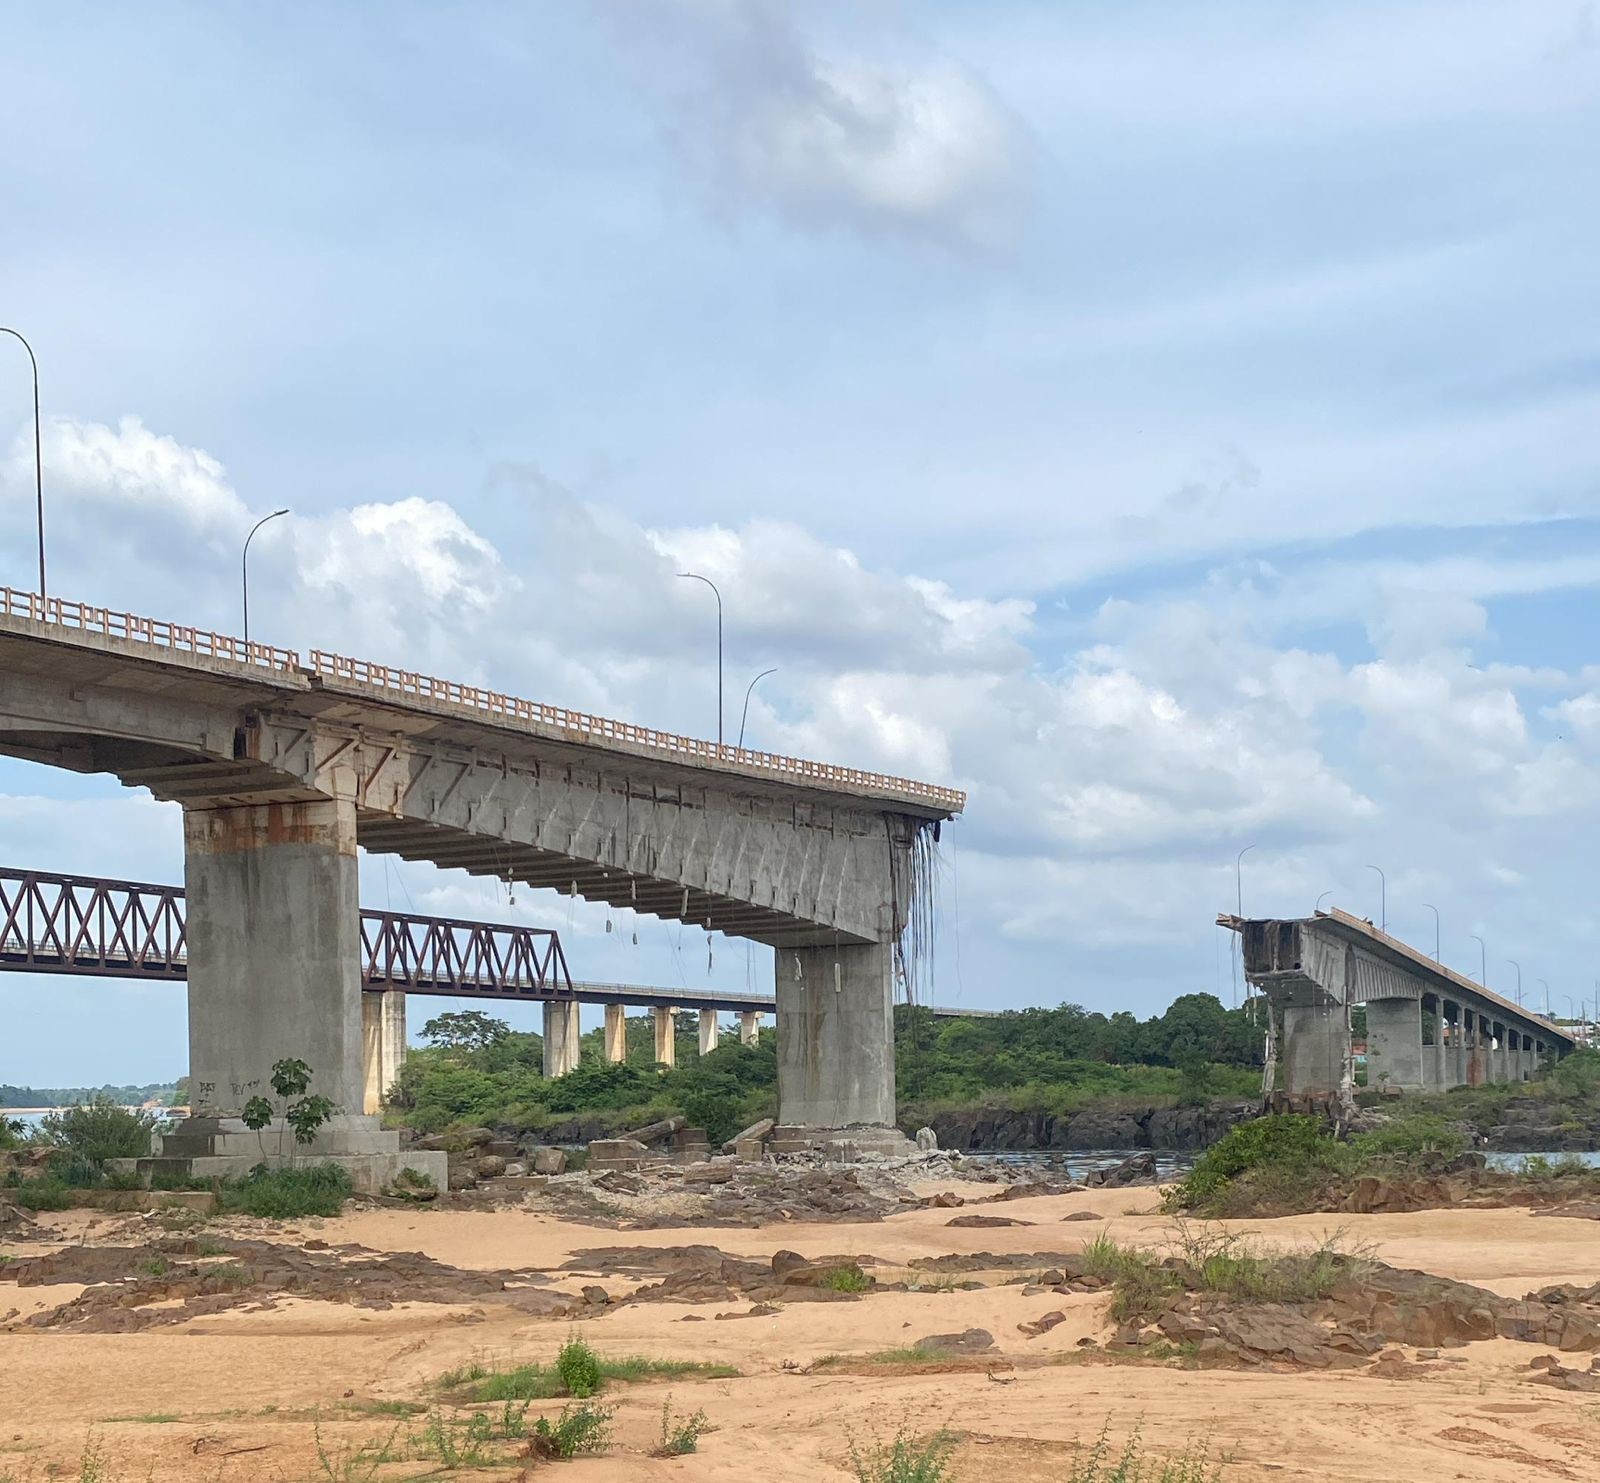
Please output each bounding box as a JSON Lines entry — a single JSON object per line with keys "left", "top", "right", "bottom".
{"left": 698, "top": 1008, "right": 718, "bottom": 1057}
{"left": 740, "top": 1010, "right": 760, "bottom": 1046}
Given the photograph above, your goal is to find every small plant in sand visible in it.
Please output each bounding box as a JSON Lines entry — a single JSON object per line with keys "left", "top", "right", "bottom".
{"left": 654, "top": 1395, "right": 712, "bottom": 1456}
{"left": 1063, "top": 1421, "right": 1226, "bottom": 1483}
{"left": 241, "top": 1058, "right": 335, "bottom": 1165}
{"left": 849, "top": 1424, "right": 958, "bottom": 1483}
{"left": 526, "top": 1402, "right": 614, "bottom": 1461}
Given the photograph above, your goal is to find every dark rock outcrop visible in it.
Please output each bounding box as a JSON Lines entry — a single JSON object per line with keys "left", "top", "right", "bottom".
{"left": 914, "top": 1102, "right": 1252, "bottom": 1153}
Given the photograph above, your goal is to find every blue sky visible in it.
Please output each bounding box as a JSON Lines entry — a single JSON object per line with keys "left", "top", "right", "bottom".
{"left": 3, "top": 1, "right": 1599, "bottom": 1083}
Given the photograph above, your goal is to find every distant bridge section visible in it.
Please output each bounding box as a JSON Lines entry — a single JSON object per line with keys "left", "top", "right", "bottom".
{"left": 1220, "top": 907, "right": 1575, "bottom": 1100}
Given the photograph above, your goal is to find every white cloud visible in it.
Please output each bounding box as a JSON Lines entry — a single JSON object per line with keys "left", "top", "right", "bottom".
{"left": 617, "top": 1, "right": 1032, "bottom": 249}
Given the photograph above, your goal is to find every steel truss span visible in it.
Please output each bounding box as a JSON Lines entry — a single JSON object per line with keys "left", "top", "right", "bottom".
{"left": 0, "top": 865, "right": 574, "bottom": 1000}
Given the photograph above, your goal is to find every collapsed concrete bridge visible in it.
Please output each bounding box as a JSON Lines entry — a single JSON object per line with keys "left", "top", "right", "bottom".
{"left": 0, "top": 590, "right": 964, "bottom": 1186}
{"left": 1221, "top": 908, "right": 1577, "bottom": 1102}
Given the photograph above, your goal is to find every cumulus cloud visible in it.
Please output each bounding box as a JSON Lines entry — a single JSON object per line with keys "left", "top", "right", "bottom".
{"left": 617, "top": 1, "right": 1032, "bottom": 250}
{"left": 10, "top": 409, "right": 1600, "bottom": 1006}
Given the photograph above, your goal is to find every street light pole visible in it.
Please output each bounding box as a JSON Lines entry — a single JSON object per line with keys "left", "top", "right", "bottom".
{"left": 1537, "top": 978, "right": 1551, "bottom": 1018}
{"left": 1315, "top": 890, "right": 1332, "bottom": 913}
{"left": 0, "top": 327, "right": 45, "bottom": 599}
{"left": 1235, "top": 844, "right": 1257, "bottom": 919}
{"left": 1421, "top": 902, "right": 1440, "bottom": 960}
{"left": 1471, "top": 934, "right": 1486, "bottom": 987}
{"left": 1366, "top": 864, "right": 1386, "bottom": 932}
{"left": 677, "top": 572, "right": 723, "bottom": 748}
{"left": 242, "top": 509, "right": 289, "bottom": 649}
{"left": 1506, "top": 958, "right": 1523, "bottom": 1006}
{"left": 737, "top": 667, "right": 777, "bottom": 750}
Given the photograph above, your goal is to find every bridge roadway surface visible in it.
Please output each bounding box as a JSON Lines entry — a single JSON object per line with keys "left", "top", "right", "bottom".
{"left": 0, "top": 864, "right": 992, "bottom": 1018}
{"left": 0, "top": 590, "right": 966, "bottom": 1181}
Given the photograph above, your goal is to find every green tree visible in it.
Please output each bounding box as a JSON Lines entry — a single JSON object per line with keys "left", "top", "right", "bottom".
{"left": 421, "top": 1011, "right": 511, "bottom": 1054}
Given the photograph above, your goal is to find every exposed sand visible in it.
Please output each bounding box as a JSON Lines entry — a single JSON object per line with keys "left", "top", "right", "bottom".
{"left": 3, "top": 1184, "right": 1599, "bottom": 1482}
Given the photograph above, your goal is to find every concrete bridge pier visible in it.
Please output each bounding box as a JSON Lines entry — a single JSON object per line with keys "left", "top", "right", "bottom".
{"left": 361, "top": 989, "right": 407, "bottom": 1114}
{"left": 1366, "top": 998, "right": 1424, "bottom": 1092}
{"left": 1277, "top": 1003, "right": 1346, "bottom": 1098}
{"left": 698, "top": 1009, "right": 719, "bottom": 1056}
{"left": 604, "top": 1004, "right": 628, "bottom": 1063}
{"left": 542, "top": 1000, "right": 582, "bottom": 1076}
{"left": 143, "top": 799, "right": 445, "bottom": 1193}
{"left": 739, "top": 1010, "right": 760, "bottom": 1046}
{"left": 652, "top": 1007, "right": 676, "bottom": 1067}
{"left": 775, "top": 942, "right": 908, "bottom": 1151}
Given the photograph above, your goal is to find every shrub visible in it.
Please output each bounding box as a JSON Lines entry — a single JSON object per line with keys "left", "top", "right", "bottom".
{"left": 1347, "top": 1113, "right": 1467, "bottom": 1162}
{"left": 654, "top": 1396, "right": 711, "bottom": 1456}
{"left": 825, "top": 1264, "right": 872, "bottom": 1293}
{"left": 554, "top": 1335, "right": 603, "bottom": 1399}
{"left": 12, "top": 1178, "right": 72, "bottom": 1210}
{"left": 527, "top": 1402, "right": 614, "bottom": 1460}
{"left": 219, "top": 1163, "right": 352, "bottom": 1218}
{"left": 849, "top": 1426, "right": 958, "bottom": 1483}
{"left": 40, "top": 1095, "right": 160, "bottom": 1167}
{"left": 1164, "top": 1116, "right": 1338, "bottom": 1214}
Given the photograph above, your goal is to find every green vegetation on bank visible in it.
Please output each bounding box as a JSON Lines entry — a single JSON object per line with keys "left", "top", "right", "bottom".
{"left": 387, "top": 996, "right": 1263, "bottom": 1144}
{"left": 0, "top": 1080, "right": 181, "bottom": 1109}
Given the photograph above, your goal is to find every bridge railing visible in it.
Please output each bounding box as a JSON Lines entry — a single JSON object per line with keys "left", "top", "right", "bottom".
{"left": 308, "top": 649, "right": 968, "bottom": 810}
{"left": 0, "top": 585, "right": 965, "bottom": 808}
{"left": 1, "top": 587, "right": 299, "bottom": 671}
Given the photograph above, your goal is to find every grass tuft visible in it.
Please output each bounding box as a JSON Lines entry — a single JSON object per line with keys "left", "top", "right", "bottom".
{"left": 654, "top": 1395, "right": 712, "bottom": 1457}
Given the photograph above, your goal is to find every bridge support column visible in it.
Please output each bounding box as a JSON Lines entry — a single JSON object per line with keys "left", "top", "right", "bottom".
{"left": 542, "top": 1000, "right": 582, "bottom": 1077}
{"left": 1365, "top": 999, "right": 1424, "bottom": 1093}
{"left": 740, "top": 1010, "right": 760, "bottom": 1046}
{"left": 361, "top": 989, "right": 407, "bottom": 1114}
{"left": 652, "top": 1007, "right": 676, "bottom": 1067}
{"left": 1279, "top": 1003, "right": 1347, "bottom": 1099}
{"left": 145, "top": 800, "right": 445, "bottom": 1194}
{"left": 1467, "top": 1010, "right": 1489, "bottom": 1086}
{"left": 1520, "top": 1038, "right": 1534, "bottom": 1081}
{"left": 604, "top": 1004, "right": 628, "bottom": 1063}
{"left": 775, "top": 942, "right": 905, "bottom": 1147}
{"left": 698, "top": 1009, "right": 718, "bottom": 1056}
{"left": 1451, "top": 1005, "right": 1470, "bottom": 1085}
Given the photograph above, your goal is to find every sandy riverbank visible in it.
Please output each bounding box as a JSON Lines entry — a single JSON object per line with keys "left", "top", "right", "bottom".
{"left": 3, "top": 1179, "right": 1599, "bottom": 1482}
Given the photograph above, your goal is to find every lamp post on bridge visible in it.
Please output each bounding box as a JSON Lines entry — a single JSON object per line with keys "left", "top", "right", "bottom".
{"left": 737, "top": 667, "right": 777, "bottom": 750}
{"left": 1506, "top": 958, "right": 1523, "bottom": 1006}
{"left": 1537, "top": 978, "right": 1551, "bottom": 1019}
{"left": 677, "top": 571, "right": 723, "bottom": 749}
{"left": 1315, "top": 890, "right": 1332, "bottom": 913}
{"left": 242, "top": 509, "right": 289, "bottom": 649}
{"left": 1421, "top": 902, "right": 1440, "bottom": 961}
{"left": 1232, "top": 843, "right": 1256, "bottom": 1011}
{"left": 1365, "top": 864, "right": 1386, "bottom": 932}
{"left": 1471, "top": 934, "right": 1487, "bottom": 987}
{"left": 0, "top": 326, "right": 45, "bottom": 600}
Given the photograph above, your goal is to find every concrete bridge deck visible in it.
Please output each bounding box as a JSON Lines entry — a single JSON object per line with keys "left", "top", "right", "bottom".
{"left": 1220, "top": 908, "right": 1575, "bottom": 1099}
{"left": 0, "top": 589, "right": 965, "bottom": 1182}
